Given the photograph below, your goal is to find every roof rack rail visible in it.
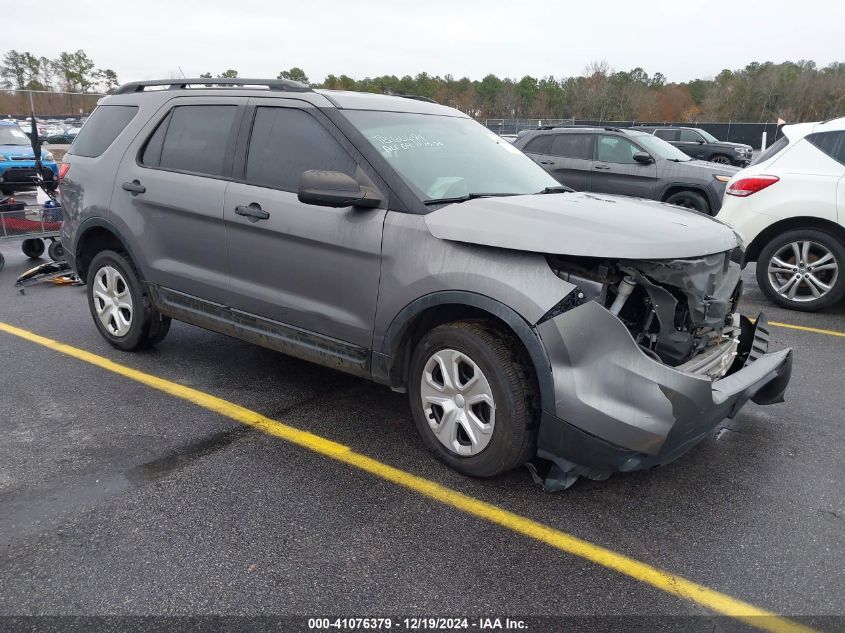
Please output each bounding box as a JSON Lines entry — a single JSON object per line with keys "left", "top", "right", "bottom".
{"left": 115, "top": 78, "right": 312, "bottom": 95}
{"left": 389, "top": 93, "right": 437, "bottom": 104}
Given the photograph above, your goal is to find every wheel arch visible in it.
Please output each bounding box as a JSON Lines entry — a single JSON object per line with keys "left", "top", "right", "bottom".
{"left": 372, "top": 291, "right": 555, "bottom": 413}
{"left": 659, "top": 183, "right": 715, "bottom": 213}
{"left": 74, "top": 218, "right": 138, "bottom": 281}
{"left": 744, "top": 216, "right": 845, "bottom": 263}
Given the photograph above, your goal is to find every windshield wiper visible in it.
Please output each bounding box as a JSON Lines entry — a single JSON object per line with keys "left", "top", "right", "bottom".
{"left": 423, "top": 192, "right": 521, "bottom": 205}
{"left": 537, "top": 185, "right": 574, "bottom": 194}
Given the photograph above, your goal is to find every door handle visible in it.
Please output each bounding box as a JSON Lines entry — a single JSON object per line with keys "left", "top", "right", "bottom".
{"left": 539, "top": 160, "right": 554, "bottom": 165}
{"left": 122, "top": 180, "right": 146, "bottom": 195}
{"left": 594, "top": 164, "right": 611, "bottom": 170}
{"left": 235, "top": 203, "right": 270, "bottom": 221}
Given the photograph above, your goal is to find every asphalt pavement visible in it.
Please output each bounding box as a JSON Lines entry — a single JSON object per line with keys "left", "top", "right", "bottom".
{"left": 0, "top": 227, "right": 843, "bottom": 632}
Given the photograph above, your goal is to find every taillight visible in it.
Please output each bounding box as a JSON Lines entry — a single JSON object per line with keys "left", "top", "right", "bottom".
{"left": 58, "top": 163, "right": 70, "bottom": 180}
{"left": 726, "top": 175, "right": 779, "bottom": 197}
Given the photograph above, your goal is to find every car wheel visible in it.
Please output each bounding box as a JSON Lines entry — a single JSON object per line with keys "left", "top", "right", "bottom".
{"left": 0, "top": 252, "right": 5, "bottom": 271}
{"left": 665, "top": 190, "right": 710, "bottom": 214}
{"left": 710, "top": 155, "right": 733, "bottom": 165}
{"left": 86, "top": 250, "right": 172, "bottom": 350}
{"left": 21, "top": 238, "right": 45, "bottom": 259}
{"left": 756, "top": 229, "right": 845, "bottom": 312}
{"left": 47, "top": 240, "right": 65, "bottom": 261}
{"left": 408, "top": 320, "right": 537, "bottom": 477}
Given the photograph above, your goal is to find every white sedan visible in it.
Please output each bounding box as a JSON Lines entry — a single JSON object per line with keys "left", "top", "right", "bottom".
{"left": 718, "top": 117, "right": 845, "bottom": 311}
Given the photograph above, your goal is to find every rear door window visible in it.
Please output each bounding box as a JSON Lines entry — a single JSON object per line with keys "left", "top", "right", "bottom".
{"left": 69, "top": 105, "right": 138, "bottom": 157}
{"left": 243, "top": 106, "right": 355, "bottom": 191}
{"left": 807, "top": 131, "right": 845, "bottom": 167}
{"left": 141, "top": 105, "right": 237, "bottom": 178}
{"left": 550, "top": 134, "right": 593, "bottom": 160}
{"left": 522, "top": 135, "right": 552, "bottom": 155}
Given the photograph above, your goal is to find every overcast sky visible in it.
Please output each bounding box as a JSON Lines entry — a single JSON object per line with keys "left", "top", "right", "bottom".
{"left": 5, "top": 0, "right": 841, "bottom": 84}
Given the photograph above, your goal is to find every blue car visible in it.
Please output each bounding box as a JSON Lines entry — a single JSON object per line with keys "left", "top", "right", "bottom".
{"left": 0, "top": 121, "right": 59, "bottom": 195}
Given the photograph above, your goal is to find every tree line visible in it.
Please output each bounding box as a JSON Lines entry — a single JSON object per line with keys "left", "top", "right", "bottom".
{"left": 1, "top": 49, "right": 119, "bottom": 94}
{"left": 3, "top": 51, "right": 844, "bottom": 122}
{"left": 208, "top": 61, "right": 845, "bottom": 122}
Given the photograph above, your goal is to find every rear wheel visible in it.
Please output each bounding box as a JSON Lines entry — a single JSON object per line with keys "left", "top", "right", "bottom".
{"left": 756, "top": 229, "right": 845, "bottom": 311}
{"left": 86, "top": 250, "right": 172, "bottom": 350}
{"left": 21, "top": 238, "right": 45, "bottom": 259}
{"left": 710, "top": 154, "right": 733, "bottom": 165}
{"left": 408, "top": 320, "right": 537, "bottom": 478}
{"left": 665, "top": 190, "right": 710, "bottom": 214}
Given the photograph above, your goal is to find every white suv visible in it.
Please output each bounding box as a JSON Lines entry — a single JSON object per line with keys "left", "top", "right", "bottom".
{"left": 718, "top": 117, "right": 845, "bottom": 311}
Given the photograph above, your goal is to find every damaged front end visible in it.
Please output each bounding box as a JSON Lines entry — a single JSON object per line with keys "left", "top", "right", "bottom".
{"left": 532, "top": 251, "right": 793, "bottom": 491}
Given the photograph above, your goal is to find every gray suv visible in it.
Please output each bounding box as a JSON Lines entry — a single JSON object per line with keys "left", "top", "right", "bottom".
{"left": 514, "top": 126, "right": 738, "bottom": 215}
{"left": 60, "top": 79, "right": 792, "bottom": 490}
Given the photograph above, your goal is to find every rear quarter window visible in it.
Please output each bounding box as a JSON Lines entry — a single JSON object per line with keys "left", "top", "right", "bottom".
{"left": 806, "top": 131, "right": 845, "bottom": 166}
{"left": 69, "top": 105, "right": 138, "bottom": 158}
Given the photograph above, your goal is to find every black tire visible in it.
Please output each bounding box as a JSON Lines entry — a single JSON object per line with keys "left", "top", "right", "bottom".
{"left": 0, "top": 252, "right": 5, "bottom": 271}
{"left": 756, "top": 228, "right": 845, "bottom": 312}
{"left": 408, "top": 320, "right": 538, "bottom": 478}
{"left": 86, "top": 250, "right": 172, "bottom": 350}
{"left": 21, "top": 238, "right": 45, "bottom": 259}
{"left": 665, "top": 190, "right": 710, "bottom": 214}
{"left": 710, "top": 154, "right": 733, "bottom": 165}
{"left": 48, "top": 240, "right": 65, "bottom": 261}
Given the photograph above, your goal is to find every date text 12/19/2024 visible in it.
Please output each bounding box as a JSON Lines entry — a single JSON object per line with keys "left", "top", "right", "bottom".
{"left": 308, "top": 618, "right": 528, "bottom": 630}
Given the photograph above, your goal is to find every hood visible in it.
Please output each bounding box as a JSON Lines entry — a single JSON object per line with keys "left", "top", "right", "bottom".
{"left": 0, "top": 146, "right": 51, "bottom": 161}
{"left": 717, "top": 141, "right": 753, "bottom": 150}
{"left": 668, "top": 159, "right": 739, "bottom": 177}
{"left": 425, "top": 192, "right": 740, "bottom": 259}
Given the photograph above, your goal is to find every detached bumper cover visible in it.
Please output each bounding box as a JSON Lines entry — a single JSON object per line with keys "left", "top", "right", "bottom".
{"left": 533, "top": 301, "right": 792, "bottom": 490}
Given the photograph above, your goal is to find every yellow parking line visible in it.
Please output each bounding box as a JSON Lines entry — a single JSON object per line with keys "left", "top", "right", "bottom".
{"left": 0, "top": 320, "right": 819, "bottom": 633}
{"left": 769, "top": 321, "right": 845, "bottom": 338}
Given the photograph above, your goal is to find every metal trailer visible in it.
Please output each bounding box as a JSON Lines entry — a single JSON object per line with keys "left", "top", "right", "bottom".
{"left": 0, "top": 201, "right": 64, "bottom": 271}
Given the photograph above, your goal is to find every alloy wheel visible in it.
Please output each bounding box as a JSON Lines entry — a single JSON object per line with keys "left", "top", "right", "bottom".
{"left": 419, "top": 348, "right": 496, "bottom": 456}
{"left": 767, "top": 240, "right": 839, "bottom": 303}
{"left": 92, "top": 265, "right": 134, "bottom": 336}
{"left": 711, "top": 155, "right": 732, "bottom": 164}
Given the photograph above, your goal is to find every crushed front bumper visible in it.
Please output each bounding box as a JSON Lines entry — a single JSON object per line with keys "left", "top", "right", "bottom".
{"left": 532, "top": 301, "right": 792, "bottom": 490}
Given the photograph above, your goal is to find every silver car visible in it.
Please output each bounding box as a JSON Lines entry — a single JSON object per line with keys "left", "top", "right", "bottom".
{"left": 60, "top": 79, "right": 792, "bottom": 489}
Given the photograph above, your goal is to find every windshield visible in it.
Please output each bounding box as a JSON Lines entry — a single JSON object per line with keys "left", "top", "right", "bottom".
{"left": 697, "top": 129, "right": 719, "bottom": 143}
{"left": 343, "top": 110, "right": 559, "bottom": 202}
{"left": 633, "top": 133, "right": 693, "bottom": 161}
{"left": 0, "top": 126, "right": 32, "bottom": 146}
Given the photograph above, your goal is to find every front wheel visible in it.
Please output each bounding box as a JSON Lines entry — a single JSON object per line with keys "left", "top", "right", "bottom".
{"left": 665, "top": 190, "right": 710, "bottom": 215}
{"left": 408, "top": 320, "right": 537, "bottom": 478}
{"left": 757, "top": 229, "right": 845, "bottom": 311}
{"left": 710, "top": 154, "right": 733, "bottom": 165}
{"left": 86, "top": 250, "right": 172, "bottom": 350}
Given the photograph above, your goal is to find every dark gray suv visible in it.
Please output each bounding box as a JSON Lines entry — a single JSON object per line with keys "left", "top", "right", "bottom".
{"left": 59, "top": 79, "right": 792, "bottom": 490}
{"left": 514, "top": 126, "right": 738, "bottom": 215}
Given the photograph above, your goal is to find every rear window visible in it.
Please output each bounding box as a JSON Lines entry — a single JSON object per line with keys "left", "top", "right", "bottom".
{"left": 807, "top": 131, "right": 845, "bottom": 166}
{"left": 551, "top": 134, "right": 593, "bottom": 160}
{"left": 141, "top": 105, "right": 237, "bottom": 178}
{"left": 755, "top": 134, "right": 789, "bottom": 164}
{"left": 69, "top": 105, "right": 138, "bottom": 158}
{"left": 523, "top": 135, "right": 552, "bottom": 154}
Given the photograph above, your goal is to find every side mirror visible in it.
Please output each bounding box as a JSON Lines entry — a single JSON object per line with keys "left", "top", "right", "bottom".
{"left": 696, "top": 139, "right": 705, "bottom": 144}
{"left": 297, "top": 170, "right": 382, "bottom": 208}
{"left": 633, "top": 152, "right": 653, "bottom": 164}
